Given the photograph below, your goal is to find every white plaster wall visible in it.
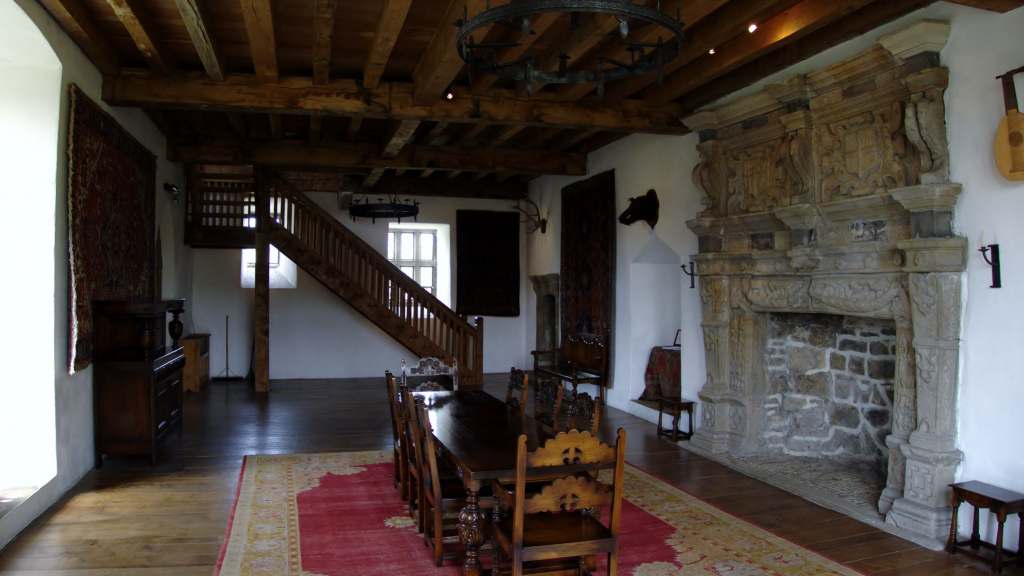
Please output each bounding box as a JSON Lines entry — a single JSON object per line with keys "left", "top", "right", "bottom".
{"left": 191, "top": 193, "right": 530, "bottom": 379}
{"left": 526, "top": 133, "right": 704, "bottom": 424}
{"left": 1, "top": 0, "right": 190, "bottom": 550}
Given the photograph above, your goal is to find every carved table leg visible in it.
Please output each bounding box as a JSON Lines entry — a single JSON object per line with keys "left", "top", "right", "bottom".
{"left": 947, "top": 491, "right": 960, "bottom": 553}
{"left": 994, "top": 510, "right": 1006, "bottom": 573}
{"left": 459, "top": 483, "right": 484, "bottom": 576}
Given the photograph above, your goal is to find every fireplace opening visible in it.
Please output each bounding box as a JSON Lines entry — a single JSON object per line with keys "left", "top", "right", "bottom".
{"left": 734, "top": 313, "right": 897, "bottom": 516}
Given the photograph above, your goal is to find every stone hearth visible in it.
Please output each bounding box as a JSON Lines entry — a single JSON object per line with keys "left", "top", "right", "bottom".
{"left": 684, "top": 21, "right": 965, "bottom": 545}
{"left": 763, "top": 314, "right": 896, "bottom": 462}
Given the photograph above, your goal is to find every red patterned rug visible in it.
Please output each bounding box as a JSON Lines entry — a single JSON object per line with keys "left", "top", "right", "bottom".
{"left": 215, "top": 451, "right": 862, "bottom": 576}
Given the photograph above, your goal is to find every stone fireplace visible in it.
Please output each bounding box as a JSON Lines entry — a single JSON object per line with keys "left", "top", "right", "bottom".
{"left": 530, "top": 274, "right": 560, "bottom": 353}
{"left": 685, "top": 21, "right": 965, "bottom": 544}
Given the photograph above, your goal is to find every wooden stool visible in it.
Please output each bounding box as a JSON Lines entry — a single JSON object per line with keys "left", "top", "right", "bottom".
{"left": 947, "top": 480, "right": 1024, "bottom": 573}
{"left": 656, "top": 396, "right": 694, "bottom": 442}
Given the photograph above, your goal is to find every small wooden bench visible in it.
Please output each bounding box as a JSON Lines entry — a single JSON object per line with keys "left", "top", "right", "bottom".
{"left": 532, "top": 333, "right": 608, "bottom": 404}
{"left": 947, "top": 480, "right": 1024, "bottom": 573}
{"left": 636, "top": 396, "right": 694, "bottom": 442}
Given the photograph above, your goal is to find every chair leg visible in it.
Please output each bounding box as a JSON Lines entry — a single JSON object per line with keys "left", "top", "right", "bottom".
{"left": 608, "top": 551, "right": 617, "bottom": 576}
{"left": 512, "top": 549, "right": 523, "bottom": 576}
{"left": 416, "top": 481, "right": 426, "bottom": 533}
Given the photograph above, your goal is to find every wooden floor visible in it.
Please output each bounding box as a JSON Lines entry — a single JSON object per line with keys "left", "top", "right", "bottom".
{"left": 0, "top": 377, "right": 1015, "bottom": 575}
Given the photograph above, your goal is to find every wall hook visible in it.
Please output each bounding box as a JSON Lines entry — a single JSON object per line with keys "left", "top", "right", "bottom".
{"left": 979, "top": 244, "right": 1002, "bottom": 288}
{"left": 681, "top": 260, "right": 696, "bottom": 289}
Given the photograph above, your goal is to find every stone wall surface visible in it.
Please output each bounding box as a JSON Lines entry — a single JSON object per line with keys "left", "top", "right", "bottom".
{"left": 763, "top": 314, "right": 896, "bottom": 461}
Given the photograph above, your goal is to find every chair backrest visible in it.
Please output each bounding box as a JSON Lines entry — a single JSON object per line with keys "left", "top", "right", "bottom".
{"left": 404, "top": 357, "right": 458, "bottom": 391}
{"left": 386, "top": 372, "right": 403, "bottom": 443}
{"left": 511, "top": 429, "right": 626, "bottom": 548}
{"left": 415, "top": 400, "right": 444, "bottom": 504}
{"left": 504, "top": 368, "right": 529, "bottom": 417}
{"left": 562, "top": 334, "right": 607, "bottom": 375}
{"left": 562, "top": 392, "right": 601, "bottom": 435}
{"left": 533, "top": 378, "right": 564, "bottom": 430}
{"left": 400, "top": 384, "right": 424, "bottom": 474}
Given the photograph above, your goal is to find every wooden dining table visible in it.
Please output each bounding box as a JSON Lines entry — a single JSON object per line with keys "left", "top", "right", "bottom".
{"left": 415, "top": 389, "right": 602, "bottom": 576}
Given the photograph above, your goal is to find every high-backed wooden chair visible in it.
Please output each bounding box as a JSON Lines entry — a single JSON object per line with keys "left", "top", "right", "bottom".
{"left": 416, "top": 399, "right": 494, "bottom": 566}
{"left": 505, "top": 368, "right": 530, "bottom": 417}
{"left": 403, "top": 357, "right": 458, "bottom": 391}
{"left": 385, "top": 372, "right": 408, "bottom": 499}
{"left": 532, "top": 333, "right": 608, "bottom": 404}
{"left": 492, "top": 429, "right": 627, "bottom": 576}
{"left": 399, "top": 384, "right": 425, "bottom": 529}
{"left": 533, "top": 378, "right": 564, "bottom": 431}
{"left": 562, "top": 392, "right": 601, "bottom": 435}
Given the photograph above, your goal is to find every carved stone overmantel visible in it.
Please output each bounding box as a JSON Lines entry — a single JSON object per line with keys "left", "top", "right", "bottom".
{"left": 684, "top": 21, "right": 963, "bottom": 544}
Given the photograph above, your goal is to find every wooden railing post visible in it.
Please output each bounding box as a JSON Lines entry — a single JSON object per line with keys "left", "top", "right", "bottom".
{"left": 474, "top": 316, "right": 484, "bottom": 389}
{"left": 253, "top": 167, "right": 271, "bottom": 393}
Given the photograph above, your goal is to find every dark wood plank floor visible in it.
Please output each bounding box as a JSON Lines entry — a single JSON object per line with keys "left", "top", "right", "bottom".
{"left": 0, "top": 377, "right": 1013, "bottom": 575}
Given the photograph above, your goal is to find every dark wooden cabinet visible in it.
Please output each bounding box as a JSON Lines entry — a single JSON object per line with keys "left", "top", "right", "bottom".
{"left": 93, "top": 300, "right": 186, "bottom": 466}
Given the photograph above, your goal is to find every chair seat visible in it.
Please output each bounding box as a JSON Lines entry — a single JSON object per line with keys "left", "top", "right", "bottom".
{"left": 494, "top": 512, "right": 612, "bottom": 553}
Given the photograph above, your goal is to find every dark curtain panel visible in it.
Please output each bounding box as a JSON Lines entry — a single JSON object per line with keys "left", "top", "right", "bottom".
{"left": 561, "top": 169, "right": 616, "bottom": 372}
{"left": 456, "top": 210, "right": 520, "bottom": 317}
{"left": 67, "top": 85, "right": 157, "bottom": 372}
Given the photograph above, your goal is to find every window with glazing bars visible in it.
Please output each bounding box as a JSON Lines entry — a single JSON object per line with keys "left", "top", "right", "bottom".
{"left": 387, "top": 228, "right": 436, "bottom": 295}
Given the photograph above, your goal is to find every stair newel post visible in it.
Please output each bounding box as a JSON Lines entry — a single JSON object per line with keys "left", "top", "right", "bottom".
{"left": 253, "top": 167, "right": 271, "bottom": 393}
{"left": 474, "top": 316, "right": 484, "bottom": 389}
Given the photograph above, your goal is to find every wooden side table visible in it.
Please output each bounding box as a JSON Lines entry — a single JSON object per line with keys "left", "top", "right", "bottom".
{"left": 656, "top": 396, "right": 694, "bottom": 442}
{"left": 947, "top": 480, "right": 1024, "bottom": 573}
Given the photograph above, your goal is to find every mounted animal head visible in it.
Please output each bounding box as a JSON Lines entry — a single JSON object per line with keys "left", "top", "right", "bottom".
{"left": 618, "top": 189, "right": 659, "bottom": 228}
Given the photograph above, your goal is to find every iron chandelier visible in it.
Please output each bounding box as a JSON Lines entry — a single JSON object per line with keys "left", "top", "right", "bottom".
{"left": 349, "top": 195, "right": 420, "bottom": 224}
{"left": 457, "top": 0, "right": 685, "bottom": 96}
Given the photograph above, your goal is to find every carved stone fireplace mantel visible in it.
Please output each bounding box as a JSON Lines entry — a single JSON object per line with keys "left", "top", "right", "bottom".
{"left": 684, "top": 21, "right": 964, "bottom": 544}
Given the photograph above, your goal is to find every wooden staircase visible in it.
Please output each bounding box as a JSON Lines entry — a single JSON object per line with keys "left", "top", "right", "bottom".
{"left": 185, "top": 166, "right": 484, "bottom": 389}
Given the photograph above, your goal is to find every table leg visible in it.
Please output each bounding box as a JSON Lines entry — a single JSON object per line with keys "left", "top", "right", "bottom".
{"left": 1018, "top": 513, "right": 1023, "bottom": 567}
{"left": 492, "top": 501, "right": 503, "bottom": 570}
{"left": 947, "top": 492, "right": 960, "bottom": 553}
{"left": 458, "top": 484, "right": 484, "bottom": 576}
{"left": 971, "top": 506, "right": 981, "bottom": 550}
{"left": 994, "top": 511, "right": 1006, "bottom": 573}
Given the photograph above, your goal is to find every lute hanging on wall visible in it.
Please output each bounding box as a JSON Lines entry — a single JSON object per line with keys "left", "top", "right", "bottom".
{"left": 995, "top": 65, "right": 1024, "bottom": 181}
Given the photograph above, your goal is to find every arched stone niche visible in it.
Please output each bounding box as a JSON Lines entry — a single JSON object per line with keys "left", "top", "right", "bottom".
{"left": 685, "top": 20, "right": 964, "bottom": 544}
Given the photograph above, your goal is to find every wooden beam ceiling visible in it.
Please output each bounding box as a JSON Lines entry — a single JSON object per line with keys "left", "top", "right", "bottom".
{"left": 105, "top": 0, "right": 174, "bottom": 72}
{"left": 368, "top": 173, "right": 526, "bottom": 199}
{"left": 170, "top": 140, "right": 587, "bottom": 175}
{"left": 528, "top": 12, "right": 620, "bottom": 93}
{"left": 603, "top": 0, "right": 801, "bottom": 101}
{"left": 38, "top": 0, "right": 121, "bottom": 75}
{"left": 312, "top": 0, "right": 337, "bottom": 85}
{"left": 103, "top": 73, "right": 688, "bottom": 134}
{"left": 413, "top": 0, "right": 505, "bottom": 104}
{"left": 239, "top": 0, "right": 277, "bottom": 81}
{"left": 946, "top": 0, "right": 1024, "bottom": 11}
{"left": 645, "top": 0, "right": 877, "bottom": 104}
{"left": 364, "top": 0, "right": 414, "bottom": 90}
{"left": 678, "top": 0, "right": 936, "bottom": 112}
{"left": 173, "top": 0, "right": 223, "bottom": 80}
{"left": 382, "top": 120, "right": 421, "bottom": 157}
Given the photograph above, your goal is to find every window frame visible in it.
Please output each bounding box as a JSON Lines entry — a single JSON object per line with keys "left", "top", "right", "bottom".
{"left": 388, "top": 227, "right": 437, "bottom": 295}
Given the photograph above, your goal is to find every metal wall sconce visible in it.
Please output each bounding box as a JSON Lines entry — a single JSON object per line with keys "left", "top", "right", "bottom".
{"left": 681, "top": 260, "right": 696, "bottom": 289}
{"left": 979, "top": 243, "right": 1002, "bottom": 288}
{"left": 163, "top": 183, "right": 180, "bottom": 203}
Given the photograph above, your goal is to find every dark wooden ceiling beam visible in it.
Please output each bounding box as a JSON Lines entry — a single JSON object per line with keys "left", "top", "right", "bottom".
{"left": 312, "top": 0, "right": 337, "bottom": 85}
{"left": 309, "top": 114, "right": 323, "bottom": 144}
{"left": 173, "top": 0, "right": 223, "bottom": 80}
{"left": 413, "top": 0, "right": 507, "bottom": 104}
{"left": 364, "top": 0, "right": 414, "bottom": 89}
{"left": 105, "top": 0, "right": 173, "bottom": 72}
{"left": 346, "top": 117, "right": 363, "bottom": 141}
{"left": 493, "top": 125, "right": 527, "bottom": 146}
{"left": 603, "top": 0, "right": 801, "bottom": 101}
{"left": 170, "top": 140, "right": 586, "bottom": 175}
{"left": 39, "top": 0, "right": 120, "bottom": 75}
{"left": 371, "top": 173, "right": 526, "bottom": 198}
{"left": 383, "top": 120, "right": 421, "bottom": 157}
{"left": 239, "top": 0, "right": 278, "bottom": 81}
{"left": 945, "top": 0, "right": 1024, "bottom": 11}
{"left": 678, "top": 0, "right": 937, "bottom": 111}
{"left": 364, "top": 167, "right": 386, "bottom": 186}
{"left": 554, "top": 0, "right": 728, "bottom": 101}
{"left": 268, "top": 114, "right": 282, "bottom": 139}
{"left": 103, "top": 73, "right": 688, "bottom": 133}
{"left": 645, "top": 0, "right": 877, "bottom": 104}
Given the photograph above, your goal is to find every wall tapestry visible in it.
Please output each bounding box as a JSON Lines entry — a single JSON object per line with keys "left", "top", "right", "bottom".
{"left": 456, "top": 210, "right": 520, "bottom": 316}
{"left": 68, "top": 84, "right": 156, "bottom": 373}
{"left": 561, "top": 170, "right": 616, "bottom": 377}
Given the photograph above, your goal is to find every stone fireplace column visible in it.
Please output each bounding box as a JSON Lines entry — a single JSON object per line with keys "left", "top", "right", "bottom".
{"left": 691, "top": 272, "right": 740, "bottom": 454}
{"left": 878, "top": 312, "right": 916, "bottom": 515}
{"left": 887, "top": 185, "right": 966, "bottom": 541}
